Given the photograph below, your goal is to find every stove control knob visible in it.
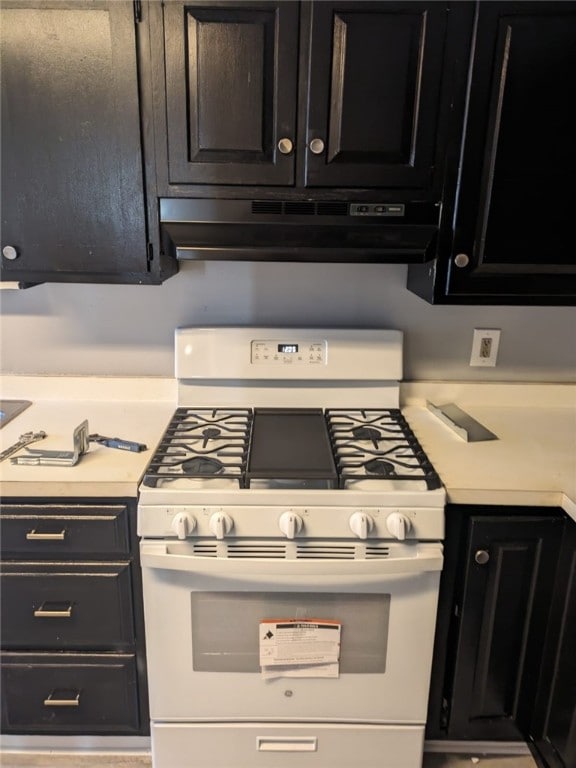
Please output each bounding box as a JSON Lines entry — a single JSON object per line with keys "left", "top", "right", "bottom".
{"left": 209, "top": 512, "right": 233, "bottom": 540}
{"left": 349, "top": 512, "right": 374, "bottom": 539}
{"left": 386, "top": 512, "right": 411, "bottom": 541}
{"left": 279, "top": 511, "right": 303, "bottom": 539}
{"left": 171, "top": 512, "right": 196, "bottom": 540}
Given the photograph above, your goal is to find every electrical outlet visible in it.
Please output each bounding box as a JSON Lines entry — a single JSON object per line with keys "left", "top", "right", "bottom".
{"left": 470, "top": 328, "right": 501, "bottom": 367}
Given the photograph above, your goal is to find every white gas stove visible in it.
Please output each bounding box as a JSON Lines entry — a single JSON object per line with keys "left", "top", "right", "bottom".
{"left": 138, "top": 327, "right": 445, "bottom": 768}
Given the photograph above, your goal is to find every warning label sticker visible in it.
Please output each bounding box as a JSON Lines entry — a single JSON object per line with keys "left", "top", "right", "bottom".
{"left": 259, "top": 619, "right": 341, "bottom": 678}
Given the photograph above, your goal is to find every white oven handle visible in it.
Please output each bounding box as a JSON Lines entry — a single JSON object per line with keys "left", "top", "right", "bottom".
{"left": 140, "top": 542, "right": 443, "bottom": 578}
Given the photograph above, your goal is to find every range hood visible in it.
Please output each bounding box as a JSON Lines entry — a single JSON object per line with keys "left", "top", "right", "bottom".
{"left": 160, "top": 199, "right": 440, "bottom": 263}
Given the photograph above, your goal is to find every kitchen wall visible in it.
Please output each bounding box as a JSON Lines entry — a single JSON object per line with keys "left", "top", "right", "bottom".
{"left": 1, "top": 262, "right": 575, "bottom": 381}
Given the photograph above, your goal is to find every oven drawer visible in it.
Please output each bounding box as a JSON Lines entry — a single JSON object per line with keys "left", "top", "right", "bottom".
{"left": 0, "top": 562, "right": 134, "bottom": 650}
{"left": 0, "top": 652, "right": 140, "bottom": 734}
{"left": 152, "top": 723, "right": 425, "bottom": 768}
{"left": 0, "top": 504, "right": 130, "bottom": 557}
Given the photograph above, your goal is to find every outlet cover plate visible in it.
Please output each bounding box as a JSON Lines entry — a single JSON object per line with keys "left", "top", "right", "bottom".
{"left": 470, "top": 329, "right": 501, "bottom": 367}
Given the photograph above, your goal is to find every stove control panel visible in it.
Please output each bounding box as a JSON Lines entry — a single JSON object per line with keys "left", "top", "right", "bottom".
{"left": 145, "top": 504, "right": 444, "bottom": 541}
{"left": 251, "top": 339, "right": 326, "bottom": 365}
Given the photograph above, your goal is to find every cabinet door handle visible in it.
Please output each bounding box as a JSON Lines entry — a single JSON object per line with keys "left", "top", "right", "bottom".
{"left": 26, "top": 529, "right": 66, "bottom": 541}
{"left": 2, "top": 245, "right": 19, "bottom": 260}
{"left": 308, "top": 137, "right": 325, "bottom": 155}
{"left": 454, "top": 253, "right": 470, "bottom": 268}
{"left": 475, "top": 549, "right": 490, "bottom": 565}
{"left": 43, "top": 690, "right": 80, "bottom": 707}
{"left": 34, "top": 602, "right": 72, "bottom": 618}
{"left": 277, "top": 138, "right": 293, "bottom": 155}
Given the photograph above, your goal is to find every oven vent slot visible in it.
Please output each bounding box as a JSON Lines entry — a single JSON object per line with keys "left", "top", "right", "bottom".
{"left": 296, "top": 544, "right": 356, "bottom": 559}
{"left": 365, "top": 546, "right": 391, "bottom": 559}
{"left": 192, "top": 543, "right": 218, "bottom": 557}
{"left": 226, "top": 543, "right": 287, "bottom": 558}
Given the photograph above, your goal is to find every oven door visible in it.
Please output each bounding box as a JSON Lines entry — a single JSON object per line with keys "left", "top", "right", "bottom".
{"left": 140, "top": 540, "right": 442, "bottom": 724}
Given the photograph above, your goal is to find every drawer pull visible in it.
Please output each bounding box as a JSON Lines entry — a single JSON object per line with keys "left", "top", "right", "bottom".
{"left": 257, "top": 737, "right": 317, "bottom": 752}
{"left": 34, "top": 602, "right": 72, "bottom": 618}
{"left": 26, "top": 529, "right": 66, "bottom": 541}
{"left": 43, "top": 690, "right": 80, "bottom": 708}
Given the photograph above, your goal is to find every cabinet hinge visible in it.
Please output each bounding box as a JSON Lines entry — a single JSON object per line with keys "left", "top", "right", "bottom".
{"left": 134, "top": 0, "right": 142, "bottom": 23}
{"left": 146, "top": 243, "right": 154, "bottom": 271}
{"left": 440, "top": 697, "right": 450, "bottom": 729}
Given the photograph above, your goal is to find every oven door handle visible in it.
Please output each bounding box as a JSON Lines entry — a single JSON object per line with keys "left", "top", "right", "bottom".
{"left": 140, "top": 542, "right": 443, "bottom": 577}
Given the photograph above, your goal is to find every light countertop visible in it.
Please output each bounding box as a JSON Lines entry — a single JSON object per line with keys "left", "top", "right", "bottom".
{"left": 1, "top": 376, "right": 575, "bottom": 521}
{"left": 401, "top": 382, "right": 576, "bottom": 521}
{"left": 0, "top": 376, "right": 176, "bottom": 498}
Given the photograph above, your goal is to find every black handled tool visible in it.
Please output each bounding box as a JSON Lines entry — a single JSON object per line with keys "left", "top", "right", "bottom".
{"left": 89, "top": 434, "right": 147, "bottom": 452}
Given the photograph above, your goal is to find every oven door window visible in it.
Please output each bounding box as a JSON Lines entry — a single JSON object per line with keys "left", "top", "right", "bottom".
{"left": 191, "top": 592, "right": 390, "bottom": 673}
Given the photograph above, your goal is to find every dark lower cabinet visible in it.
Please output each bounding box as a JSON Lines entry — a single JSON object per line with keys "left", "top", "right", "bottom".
{"left": 529, "top": 520, "right": 576, "bottom": 768}
{"left": 1, "top": 653, "right": 140, "bottom": 734}
{"left": 0, "top": 499, "right": 149, "bottom": 736}
{"left": 427, "top": 505, "right": 570, "bottom": 745}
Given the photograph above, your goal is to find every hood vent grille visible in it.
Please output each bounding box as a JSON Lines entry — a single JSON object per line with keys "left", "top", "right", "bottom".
{"left": 252, "top": 200, "right": 282, "bottom": 215}
{"left": 251, "top": 200, "right": 349, "bottom": 216}
{"left": 317, "top": 201, "right": 348, "bottom": 216}
{"left": 284, "top": 201, "right": 315, "bottom": 215}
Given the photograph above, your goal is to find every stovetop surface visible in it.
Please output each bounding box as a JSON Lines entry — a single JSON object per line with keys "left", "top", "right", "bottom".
{"left": 142, "top": 407, "right": 441, "bottom": 493}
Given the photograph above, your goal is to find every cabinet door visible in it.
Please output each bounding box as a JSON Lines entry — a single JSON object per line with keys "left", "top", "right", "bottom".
{"left": 447, "top": 515, "right": 564, "bottom": 740}
{"left": 304, "top": 1, "right": 450, "bottom": 191}
{"left": 444, "top": 2, "right": 576, "bottom": 302}
{"left": 161, "top": 0, "right": 298, "bottom": 186}
{"left": 530, "top": 521, "right": 576, "bottom": 768}
{"left": 0, "top": 0, "right": 151, "bottom": 283}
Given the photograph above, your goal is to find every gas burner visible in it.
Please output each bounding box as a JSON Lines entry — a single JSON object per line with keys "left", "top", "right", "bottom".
{"left": 352, "top": 426, "right": 382, "bottom": 446}
{"left": 182, "top": 456, "right": 224, "bottom": 476}
{"left": 365, "top": 459, "right": 396, "bottom": 477}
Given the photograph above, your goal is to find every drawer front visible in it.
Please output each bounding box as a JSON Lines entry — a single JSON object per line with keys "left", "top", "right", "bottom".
{"left": 152, "top": 723, "right": 425, "bottom": 768}
{"left": 0, "top": 504, "right": 130, "bottom": 557}
{"left": 1, "top": 652, "right": 140, "bottom": 734}
{"left": 0, "top": 562, "right": 134, "bottom": 650}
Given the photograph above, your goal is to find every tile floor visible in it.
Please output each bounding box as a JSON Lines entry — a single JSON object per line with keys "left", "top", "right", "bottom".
{"left": 0, "top": 752, "right": 538, "bottom": 768}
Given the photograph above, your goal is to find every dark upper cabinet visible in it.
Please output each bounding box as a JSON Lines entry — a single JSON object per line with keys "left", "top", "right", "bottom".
{"left": 304, "top": 2, "right": 449, "bottom": 190}
{"left": 162, "top": 0, "right": 299, "bottom": 186}
{"left": 0, "top": 0, "right": 176, "bottom": 285}
{"left": 150, "top": 0, "right": 467, "bottom": 198}
{"left": 408, "top": 1, "right": 576, "bottom": 305}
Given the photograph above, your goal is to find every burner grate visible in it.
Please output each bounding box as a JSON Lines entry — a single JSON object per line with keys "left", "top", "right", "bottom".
{"left": 326, "top": 408, "right": 442, "bottom": 490}
{"left": 142, "top": 407, "right": 253, "bottom": 488}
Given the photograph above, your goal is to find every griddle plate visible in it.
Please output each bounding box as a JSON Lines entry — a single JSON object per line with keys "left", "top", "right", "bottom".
{"left": 247, "top": 409, "right": 338, "bottom": 485}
